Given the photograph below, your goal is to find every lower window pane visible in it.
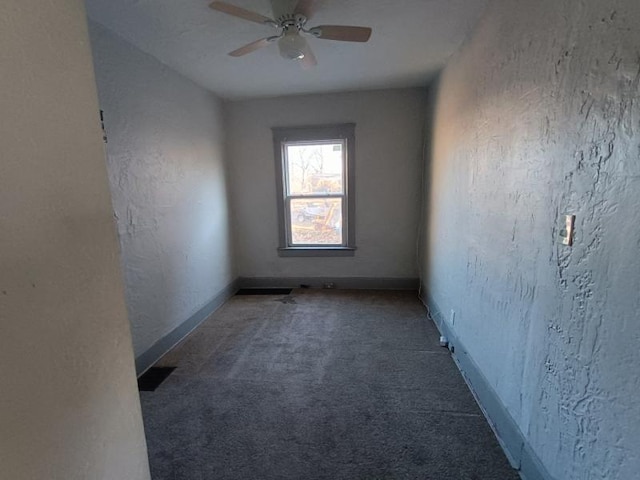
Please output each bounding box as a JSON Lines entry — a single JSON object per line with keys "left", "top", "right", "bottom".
{"left": 290, "top": 198, "right": 343, "bottom": 245}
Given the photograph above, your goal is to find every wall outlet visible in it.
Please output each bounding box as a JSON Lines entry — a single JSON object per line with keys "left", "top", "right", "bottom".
{"left": 450, "top": 309, "right": 456, "bottom": 326}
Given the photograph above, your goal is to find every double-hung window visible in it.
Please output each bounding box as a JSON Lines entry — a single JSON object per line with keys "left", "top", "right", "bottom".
{"left": 273, "top": 124, "right": 356, "bottom": 257}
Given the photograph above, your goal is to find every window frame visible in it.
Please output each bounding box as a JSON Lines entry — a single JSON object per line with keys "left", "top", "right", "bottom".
{"left": 273, "top": 123, "right": 356, "bottom": 257}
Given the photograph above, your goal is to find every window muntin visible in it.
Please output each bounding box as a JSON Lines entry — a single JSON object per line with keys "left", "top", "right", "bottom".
{"left": 273, "top": 124, "right": 355, "bottom": 256}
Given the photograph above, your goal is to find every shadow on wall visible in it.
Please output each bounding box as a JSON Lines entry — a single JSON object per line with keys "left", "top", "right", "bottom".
{"left": 418, "top": 72, "right": 442, "bottom": 298}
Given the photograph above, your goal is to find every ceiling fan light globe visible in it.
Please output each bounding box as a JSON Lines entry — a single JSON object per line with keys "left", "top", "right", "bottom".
{"left": 278, "top": 32, "right": 307, "bottom": 60}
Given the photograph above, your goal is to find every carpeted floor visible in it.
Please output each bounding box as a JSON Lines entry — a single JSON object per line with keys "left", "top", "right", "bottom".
{"left": 142, "top": 289, "right": 520, "bottom": 479}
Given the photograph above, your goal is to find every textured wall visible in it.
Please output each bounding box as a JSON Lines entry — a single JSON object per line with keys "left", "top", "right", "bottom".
{"left": 422, "top": 0, "right": 640, "bottom": 478}
{"left": 226, "top": 88, "right": 426, "bottom": 280}
{"left": 89, "top": 22, "right": 234, "bottom": 358}
{"left": 0, "top": 1, "right": 150, "bottom": 478}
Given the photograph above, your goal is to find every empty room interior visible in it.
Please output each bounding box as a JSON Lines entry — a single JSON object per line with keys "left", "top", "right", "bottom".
{"left": 1, "top": 0, "right": 639, "bottom": 479}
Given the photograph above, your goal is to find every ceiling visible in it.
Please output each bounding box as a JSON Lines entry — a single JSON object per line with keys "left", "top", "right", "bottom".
{"left": 85, "top": 0, "right": 487, "bottom": 100}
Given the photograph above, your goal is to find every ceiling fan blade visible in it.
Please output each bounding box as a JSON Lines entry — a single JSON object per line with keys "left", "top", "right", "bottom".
{"left": 312, "top": 25, "right": 372, "bottom": 42}
{"left": 300, "top": 42, "right": 317, "bottom": 69}
{"left": 209, "top": 1, "right": 275, "bottom": 25}
{"left": 228, "top": 37, "right": 274, "bottom": 57}
{"left": 293, "top": 0, "right": 316, "bottom": 19}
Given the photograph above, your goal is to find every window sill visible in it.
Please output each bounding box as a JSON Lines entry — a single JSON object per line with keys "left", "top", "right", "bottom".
{"left": 277, "top": 247, "right": 356, "bottom": 258}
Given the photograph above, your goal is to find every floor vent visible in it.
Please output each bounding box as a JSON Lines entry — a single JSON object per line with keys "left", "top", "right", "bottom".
{"left": 236, "top": 288, "right": 293, "bottom": 295}
{"left": 138, "top": 367, "right": 176, "bottom": 391}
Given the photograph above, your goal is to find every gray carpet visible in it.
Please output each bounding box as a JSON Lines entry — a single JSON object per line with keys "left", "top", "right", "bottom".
{"left": 142, "top": 290, "right": 519, "bottom": 479}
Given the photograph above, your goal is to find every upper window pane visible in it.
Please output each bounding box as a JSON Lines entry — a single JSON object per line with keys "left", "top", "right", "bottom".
{"left": 285, "top": 142, "right": 344, "bottom": 196}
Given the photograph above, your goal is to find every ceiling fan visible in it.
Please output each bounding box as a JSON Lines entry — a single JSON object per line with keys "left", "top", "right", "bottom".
{"left": 209, "top": 0, "right": 372, "bottom": 68}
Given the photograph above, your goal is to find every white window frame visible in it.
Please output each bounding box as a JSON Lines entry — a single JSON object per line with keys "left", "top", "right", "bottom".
{"left": 273, "top": 124, "right": 356, "bottom": 257}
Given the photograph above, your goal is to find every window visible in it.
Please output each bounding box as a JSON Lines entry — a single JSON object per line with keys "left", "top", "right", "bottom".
{"left": 273, "top": 124, "right": 356, "bottom": 257}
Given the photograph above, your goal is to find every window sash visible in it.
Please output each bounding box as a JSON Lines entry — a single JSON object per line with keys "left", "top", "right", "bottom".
{"left": 282, "top": 139, "right": 347, "bottom": 247}
{"left": 283, "top": 139, "right": 346, "bottom": 197}
{"left": 284, "top": 194, "right": 347, "bottom": 247}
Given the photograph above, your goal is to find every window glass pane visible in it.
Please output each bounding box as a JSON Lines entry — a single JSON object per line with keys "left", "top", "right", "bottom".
{"left": 285, "top": 143, "right": 344, "bottom": 195}
{"left": 290, "top": 197, "right": 343, "bottom": 245}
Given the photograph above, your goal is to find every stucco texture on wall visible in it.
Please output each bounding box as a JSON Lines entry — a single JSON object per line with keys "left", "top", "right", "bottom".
{"left": 89, "top": 22, "right": 235, "bottom": 358}
{"left": 423, "top": 0, "right": 640, "bottom": 478}
{"left": 226, "top": 88, "right": 426, "bottom": 280}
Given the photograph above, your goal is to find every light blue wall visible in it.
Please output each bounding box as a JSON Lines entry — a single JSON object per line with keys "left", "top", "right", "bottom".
{"left": 421, "top": 0, "right": 640, "bottom": 478}
{"left": 88, "top": 22, "right": 235, "bottom": 359}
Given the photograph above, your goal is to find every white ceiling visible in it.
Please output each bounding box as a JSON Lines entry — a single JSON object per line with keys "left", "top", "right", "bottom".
{"left": 85, "top": 0, "right": 486, "bottom": 100}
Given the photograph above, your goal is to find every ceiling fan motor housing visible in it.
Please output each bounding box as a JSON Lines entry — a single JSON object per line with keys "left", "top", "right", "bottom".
{"left": 276, "top": 13, "right": 308, "bottom": 31}
{"left": 276, "top": 13, "right": 308, "bottom": 60}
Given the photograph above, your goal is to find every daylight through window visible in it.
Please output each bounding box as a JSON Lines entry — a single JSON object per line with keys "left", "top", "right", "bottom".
{"left": 273, "top": 124, "right": 355, "bottom": 256}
